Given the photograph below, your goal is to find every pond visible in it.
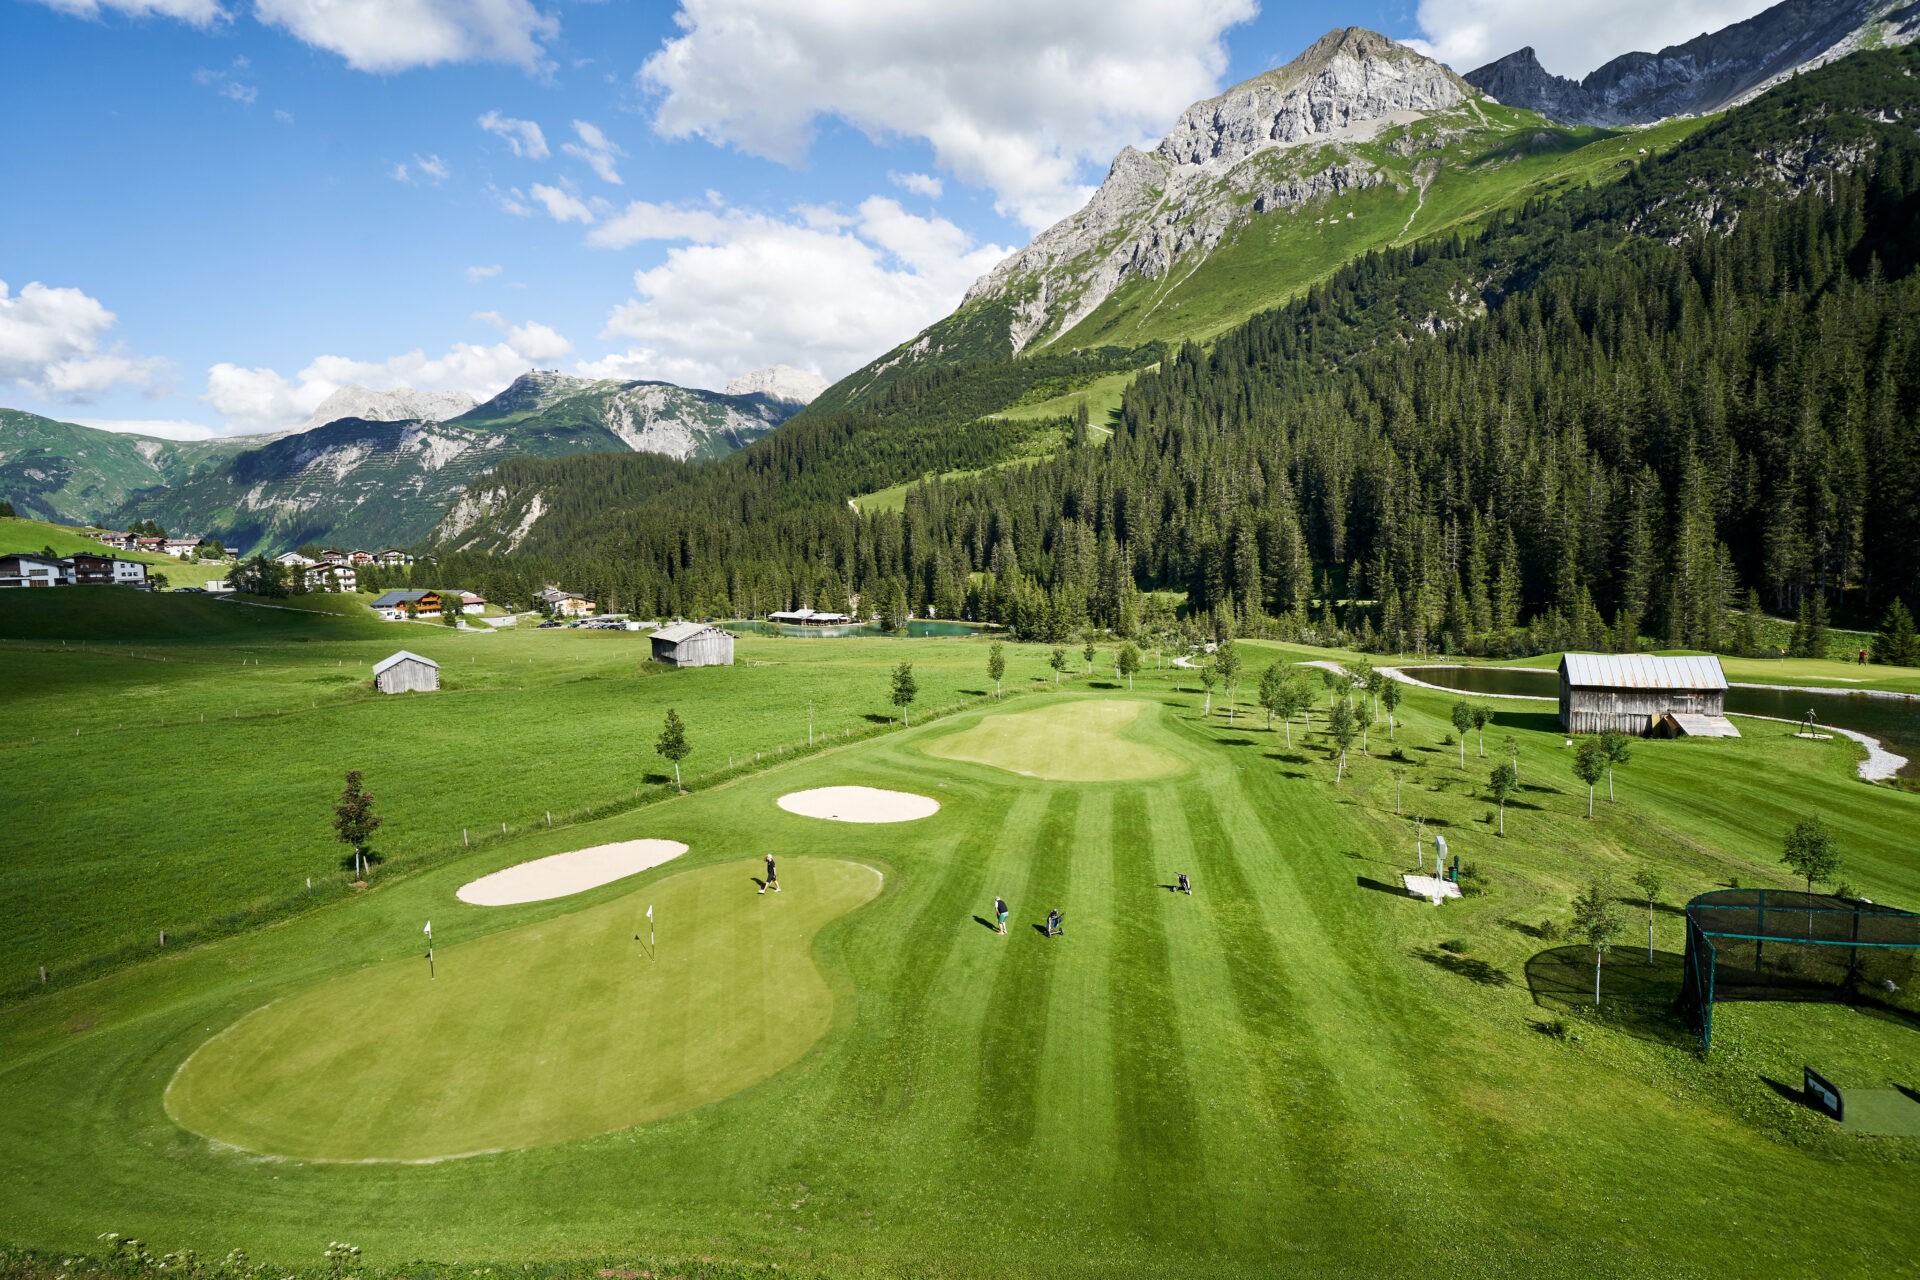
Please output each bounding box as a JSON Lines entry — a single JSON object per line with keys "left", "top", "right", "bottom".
{"left": 1401, "top": 665, "right": 1920, "bottom": 780}
{"left": 727, "top": 619, "right": 993, "bottom": 640}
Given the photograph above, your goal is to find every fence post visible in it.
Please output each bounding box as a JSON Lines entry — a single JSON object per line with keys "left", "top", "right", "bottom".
{"left": 464, "top": 827, "right": 469, "bottom": 846}
{"left": 546, "top": 810, "right": 552, "bottom": 827}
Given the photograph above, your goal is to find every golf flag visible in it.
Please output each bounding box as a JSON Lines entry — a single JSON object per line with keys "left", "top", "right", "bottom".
{"left": 424, "top": 920, "right": 432, "bottom": 938}
{"left": 646, "top": 904, "right": 653, "bottom": 920}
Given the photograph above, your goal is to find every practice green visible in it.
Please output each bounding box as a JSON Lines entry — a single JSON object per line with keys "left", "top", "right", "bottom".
{"left": 165, "top": 857, "right": 882, "bottom": 1161}
{"left": 919, "top": 697, "right": 1185, "bottom": 781}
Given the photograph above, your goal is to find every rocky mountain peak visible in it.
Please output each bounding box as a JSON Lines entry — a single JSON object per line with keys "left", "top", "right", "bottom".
{"left": 959, "top": 29, "right": 1473, "bottom": 353}
{"left": 292, "top": 384, "right": 477, "bottom": 437}
{"left": 1157, "top": 27, "right": 1470, "bottom": 169}
{"left": 471, "top": 369, "right": 603, "bottom": 420}
{"left": 724, "top": 365, "right": 829, "bottom": 404}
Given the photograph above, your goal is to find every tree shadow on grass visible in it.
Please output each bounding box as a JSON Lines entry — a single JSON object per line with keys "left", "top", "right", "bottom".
{"left": 959, "top": 688, "right": 989, "bottom": 697}
{"left": 1216, "top": 737, "right": 1255, "bottom": 747}
{"left": 338, "top": 849, "right": 385, "bottom": 873}
{"left": 1089, "top": 681, "right": 1120, "bottom": 690}
{"left": 861, "top": 713, "right": 894, "bottom": 725}
{"left": 1265, "top": 752, "right": 1309, "bottom": 764}
{"left": 1417, "top": 948, "right": 1513, "bottom": 987}
{"left": 1278, "top": 770, "right": 1309, "bottom": 780}
{"left": 1501, "top": 918, "right": 1557, "bottom": 941}
{"left": 642, "top": 771, "right": 673, "bottom": 785}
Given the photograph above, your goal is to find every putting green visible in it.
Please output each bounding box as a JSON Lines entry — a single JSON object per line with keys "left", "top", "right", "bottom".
{"left": 920, "top": 697, "right": 1185, "bottom": 781}
{"left": 165, "top": 857, "right": 881, "bottom": 1161}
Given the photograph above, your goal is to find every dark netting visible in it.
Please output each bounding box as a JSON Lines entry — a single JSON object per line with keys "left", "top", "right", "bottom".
{"left": 1678, "top": 889, "right": 1920, "bottom": 1050}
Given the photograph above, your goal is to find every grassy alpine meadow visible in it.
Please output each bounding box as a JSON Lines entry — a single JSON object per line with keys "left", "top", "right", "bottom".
{"left": 0, "top": 590, "right": 1030, "bottom": 989}
{"left": 0, "top": 608, "right": 1918, "bottom": 1278}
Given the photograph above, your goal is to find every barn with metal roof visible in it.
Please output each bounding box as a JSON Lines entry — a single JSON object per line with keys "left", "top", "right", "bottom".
{"left": 1556, "top": 654, "right": 1736, "bottom": 737}
{"left": 650, "top": 622, "right": 735, "bottom": 668}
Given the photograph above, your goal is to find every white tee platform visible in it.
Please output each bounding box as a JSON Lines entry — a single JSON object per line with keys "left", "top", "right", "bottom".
{"left": 1402, "top": 873, "right": 1462, "bottom": 905}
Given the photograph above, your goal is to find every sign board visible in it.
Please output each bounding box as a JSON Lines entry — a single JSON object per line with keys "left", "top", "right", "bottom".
{"left": 1804, "top": 1066, "right": 1844, "bottom": 1121}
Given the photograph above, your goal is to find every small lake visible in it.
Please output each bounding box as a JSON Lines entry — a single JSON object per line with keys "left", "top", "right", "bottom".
{"left": 727, "top": 619, "right": 992, "bottom": 640}
{"left": 1402, "top": 665, "right": 1920, "bottom": 779}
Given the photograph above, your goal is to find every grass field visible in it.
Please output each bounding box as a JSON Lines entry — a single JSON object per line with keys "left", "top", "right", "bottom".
{"left": 2, "top": 603, "right": 1917, "bottom": 1277}
{"left": 921, "top": 698, "right": 1184, "bottom": 781}
{"left": 168, "top": 856, "right": 882, "bottom": 1161}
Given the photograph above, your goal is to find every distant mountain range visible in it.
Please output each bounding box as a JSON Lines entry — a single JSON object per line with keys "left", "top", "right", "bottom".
{"left": 1466, "top": 0, "right": 1920, "bottom": 126}
{"left": 0, "top": 369, "right": 815, "bottom": 552}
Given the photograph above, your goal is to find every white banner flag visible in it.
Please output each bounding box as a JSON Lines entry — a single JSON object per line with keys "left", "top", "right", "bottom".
{"left": 645, "top": 904, "right": 653, "bottom": 920}
{"left": 424, "top": 920, "right": 432, "bottom": 937}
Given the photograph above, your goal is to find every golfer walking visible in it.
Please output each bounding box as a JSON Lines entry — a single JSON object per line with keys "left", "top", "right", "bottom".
{"left": 761, "top": 853, "right": 780, "bottom": 894}
{"left": 994, "top": 895, "right": 1009, "bottom": 935}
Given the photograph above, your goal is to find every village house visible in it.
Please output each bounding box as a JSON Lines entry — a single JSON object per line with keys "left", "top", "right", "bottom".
{"left": 650, "top": 622, "right": 735, "bottom": 668}
{"left": 0, "top": 553, "right": 62, "bottom": 588}
{"left": 64, "top": 552, "right": 117, "bottom": 584}
{"left": 162, "top": 538, "right": 201, "bottom": 558}
{"left": 1557, "top": 654, "right": 1738, "bottom": 738}
{"left": 457, "top": 591, "right": 486, "bottom": 615}
{"left": 536, "top": 586, "right": 596, "bottom": 617}
{"left": 348, "top": 550, "right": 377, "bottom": 566}
{"left": 302, "top": 562, "right": 358, "bottom": 593}
{"left": 274, "top": 551, "right": 317, "bottom": 568}
{"left": 377, "top": 548, "right": 414, "bottom": 566}
{"left": 368, "top": 588, "right": 445, "bottom": 619}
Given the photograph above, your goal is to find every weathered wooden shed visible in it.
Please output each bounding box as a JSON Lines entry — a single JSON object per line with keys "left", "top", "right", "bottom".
{"left": 651, "top": 622, "right": 734, "bottom": 668}
{"left": 372, "top": 650, "right": 440, "bottom": 694}
{"left": 1557, "top": 653, "right": 1735, "bottom": 737}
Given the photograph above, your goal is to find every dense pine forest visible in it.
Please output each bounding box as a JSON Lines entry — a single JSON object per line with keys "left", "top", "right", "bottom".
{"left": 406, "top": 46, "right": 1920, "bottom": 658}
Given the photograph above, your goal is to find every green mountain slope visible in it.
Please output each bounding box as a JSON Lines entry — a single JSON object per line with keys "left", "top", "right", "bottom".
{"left": 0, "top": 410, "right": 250, "bottom": 525}
{"left": 809, "top": 31, "right": 1706, "bottom": 419}
{"left": 421, "top": 45, "right": 1920, "bottom": 642}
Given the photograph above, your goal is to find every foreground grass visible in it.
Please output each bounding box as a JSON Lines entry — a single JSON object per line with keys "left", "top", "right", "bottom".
{"left": 0, "top": 619, "right": 1916, "bottom": 1277}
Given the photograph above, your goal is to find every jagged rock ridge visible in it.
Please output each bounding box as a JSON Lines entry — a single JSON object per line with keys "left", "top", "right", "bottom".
{"left": 292, "top": 385, "right": 477, "bottom": 437}
{"left": 962, "top": 28, "right": 1475, "bottom": 356}
{"left": 725, "top": 365, "right": 829, "bottom": 404}
{"left": 1466, "top": 0, "right": 1920, "bottom": 125}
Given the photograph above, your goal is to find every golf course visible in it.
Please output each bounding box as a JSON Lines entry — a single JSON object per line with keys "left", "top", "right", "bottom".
{"left": 2, "top": 590, "right": 1918, "bottom": 1278}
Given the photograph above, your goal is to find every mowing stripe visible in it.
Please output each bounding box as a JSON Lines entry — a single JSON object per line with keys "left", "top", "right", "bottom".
{"left": 972, "top": 788, "right": 1080, "bottom": 1148}
{"left": 1108, "top": 789, "right": 1209, "bottom": 1242}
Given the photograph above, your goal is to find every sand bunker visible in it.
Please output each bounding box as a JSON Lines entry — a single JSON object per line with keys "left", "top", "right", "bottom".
{"left": 777, "top": 786, "right": 939, "bottom": 823}
{"left": 456, "top": 839, "right": 688, "bottom": 906}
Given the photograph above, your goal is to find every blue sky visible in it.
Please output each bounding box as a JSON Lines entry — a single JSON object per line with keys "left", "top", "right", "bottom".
{"left": 0, "top": 0, "right": 1774, "bottom": 436}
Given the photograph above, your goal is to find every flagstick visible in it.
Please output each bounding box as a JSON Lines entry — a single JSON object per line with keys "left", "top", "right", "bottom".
{"left": 428, "top": 943, "right": 435, "bottom": 980}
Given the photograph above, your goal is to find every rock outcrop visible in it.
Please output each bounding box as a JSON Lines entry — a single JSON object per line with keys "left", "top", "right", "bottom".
{"left": 724, "top": 365, "right": 829, "bottom": 404}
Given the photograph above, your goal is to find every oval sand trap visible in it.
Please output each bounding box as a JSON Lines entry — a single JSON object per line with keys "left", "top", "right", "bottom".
{"left": 456, "top": 839, "right": 688, "bottom": 905}
{"left": 920, "top": 699, "right": 1184, "bottom": 781}
{"left": 777, "top": 785, "right": 939, "bottom": 823}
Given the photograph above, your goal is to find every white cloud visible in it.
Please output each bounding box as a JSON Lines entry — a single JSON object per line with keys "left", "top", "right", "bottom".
{"left": 528, "top": 182, "right": 596, "bottom": 223}
{"left": 31, "top": 0, "right": 225, "bottom": 24}
{"left": 393, "top": 153, "right": 450, "bottom": 184}
{"left": 252, "top": 0, "right": 560, "bottom": 74}
{"left": 274, "top": 108, "right": 295, "bottom": 124}
{"left": 641, "top": 0, "right": 1256, "bottom": 231}
{"left": 561, "top": 119, "right": 625, "bottom": 185}
{"left": 204, "top": 317, "right": 573, "bottom": 431}
{"left": 478, "top": 109, "right": 549, "bottom": 159}
{"left": 1409, "top": 0, "right": 1778, "bottom": 79}
{"left": 889, "top": 170, "right": 942, "bottom": 199}
{"left": 585, "top": 200, "right": 731, "bottom": 248}
{"left": 195, "top": 60, "right": 258, "bottom": 104}
{"left": 466, "top": 263, "right": 504, "bottom": 281}
{"left": 591, "top": 194, "right": 1006, "bottom": 389}
{"left": 0, "top": 279, "right": 167, "bottom": 401}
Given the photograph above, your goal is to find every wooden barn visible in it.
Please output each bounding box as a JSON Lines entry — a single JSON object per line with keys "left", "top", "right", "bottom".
{"left": 651, "top": 622, "right": 734, "bottom": 668}
{"left": 1557, "top": 654, "right": 1737, "bottom": 737}
{"left": 372, "top": 650, "right": 440, "bottom": 694}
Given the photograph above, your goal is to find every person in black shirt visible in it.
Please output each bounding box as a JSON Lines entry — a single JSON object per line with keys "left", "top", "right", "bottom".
{"left": 1176, "top": 872, "right": 1192, "bottom": 895}
{"left": 994, "top": 896, "right": 1008, "bottom": 934}
{"left": 760, "top": 853, "right": 780, "bottom": 894}
{"left": 1046, "top": 909, "right": 1062, "bottom": 937}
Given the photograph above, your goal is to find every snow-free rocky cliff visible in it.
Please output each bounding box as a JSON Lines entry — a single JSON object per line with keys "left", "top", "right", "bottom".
{"left": 960, "top": 28, "right": 1473, "bottom": 356}
{"left": 1466, "top": 0, "right": 1920, "bottom": 126}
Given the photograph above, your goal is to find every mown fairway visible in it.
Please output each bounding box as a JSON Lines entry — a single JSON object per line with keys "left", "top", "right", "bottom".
{"left": 1, "top": 603, "right": 1918, "bottom": 1278}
